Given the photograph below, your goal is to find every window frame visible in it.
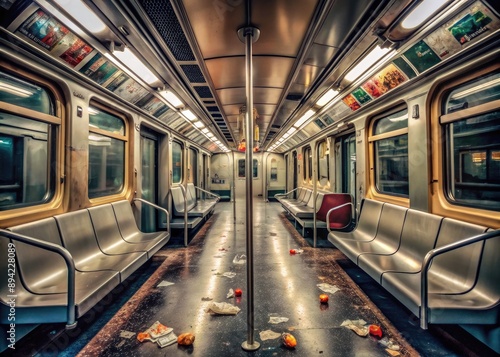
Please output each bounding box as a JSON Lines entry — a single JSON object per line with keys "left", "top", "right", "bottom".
{"left": 0, "top": 60, "right": 64, "bottom": 223}
{"left": 368, "top": 105, "right": 409, "bottom": 204}
{"left": 171, "top": 139, "right": 184, "bottom": 184}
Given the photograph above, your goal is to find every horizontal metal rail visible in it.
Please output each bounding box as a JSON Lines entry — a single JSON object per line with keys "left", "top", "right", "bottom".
{"left": 133, "top": 198, "right": 170, "bottom": 234}
{"left": 0, "top": 229, "right": 77, "bottom": 329}
{"left": 194, "top": 186, "right": 220, "bottom": 201}
{"left": 420, "top": 229, "right": 500, "bottom": 329}
{"left": 325, "top": 202, "right": 355, "bottom": 233}
{"left": 274, "top": 187, "right": 298, "bottom": 198}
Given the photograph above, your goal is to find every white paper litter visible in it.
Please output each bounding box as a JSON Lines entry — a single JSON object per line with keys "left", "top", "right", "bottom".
{"left": 157, "top": 331, "right": 177, "bottom": 348}
{"left": 227, "top": 288, "right": 234, "bottom": 298}
{"left": 206, "top": 301, "right": 241, "bottom": 315}
{"left": 341, "top": 319, "right": 369, "bottom": 337}
{"left": 317, "top": 283, "right": 340, "bottom": 294}
{"left": 119, "top": 330, "right": 135, "bottom": 339}
{"left": 379, "top": 337, "right": 400, "bottom": 351}
{"left": 222, "top": 272, "right": 236, "bottom": 278}
{"left": 269, "top": 316, "right": 289, "bottom": 324}
{"left": 233, "top": 254, "right": 247, "bottom": 264}
{"left": 157, "top": 280, "right": 175, "bottom": 287}
{"left": 259, "top": 330, "right": 281, "bottom": 341}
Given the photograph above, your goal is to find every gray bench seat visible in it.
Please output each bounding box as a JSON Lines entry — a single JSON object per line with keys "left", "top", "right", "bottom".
{"left": 55, "top": 210, "right": 148, "bottom": 282}
{"left": 358, "top": 209, "right": 442, "bottom": 283}
{"left": 329, "top": 203, "right": 406, "bottom": 264}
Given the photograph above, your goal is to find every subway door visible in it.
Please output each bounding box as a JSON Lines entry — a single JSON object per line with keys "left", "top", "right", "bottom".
{"left": 140, "top": 126, "right": 159, "bottom": 232}
{"left": 234, "top": 152, "right": 262, "bottom": 198}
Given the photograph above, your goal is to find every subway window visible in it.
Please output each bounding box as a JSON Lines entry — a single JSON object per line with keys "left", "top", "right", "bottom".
{"left": 303, "top": 146, "right": 312, "bottom": 181}
{"left": 369, "top": 108, "right": 408, "bottom": 196}
{"left": 0, "top": 69, "right": 59, "bottom": 210}
{"left": 172, "top": 140, "right": 183, "bottom": 184}
{"left": 189, "top": 147, "right": 198, "bottom": 184}
{"left": 88, "top": 105, "right": 126, "bottom": 198}
{"left": 441, "top": 70, "right": 500, "bottom": 210}
{"left": 317, "top": 140, "right": 329, "bottom": 185}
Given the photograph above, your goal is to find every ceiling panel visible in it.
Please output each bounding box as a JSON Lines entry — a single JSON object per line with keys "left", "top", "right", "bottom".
{"left": 304, "top": 43, "right": 338, "bottom": 67}
{"left": 217, "top": 87, "right": 283, "bottom": 106}
{"left": 295, "top": 64, "right": 322, "bottom": 87}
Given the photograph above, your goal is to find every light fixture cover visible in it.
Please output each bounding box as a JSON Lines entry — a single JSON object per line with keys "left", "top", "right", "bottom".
{"left": 160, "top": 90, "right": 183, "bottom": 108}
{"left": 401, "top": 0, "right": 449, "bottom": 29}
{"left": 111, "top": 47, "right": 159, "bottom": 85}
{"left": 294, "top": 109, "right": 316, "bottom": 128}
{"left": 181, "top": 109, "right": 197, "bottom": 121}
{"left": 316, "top": 89, "right": 339, "bottom": 107}
{"left": 53, "top": 0, "right": 107, "bottom": 33}
{"left": 344, "top": 45, "right": 392, "bottom": 82}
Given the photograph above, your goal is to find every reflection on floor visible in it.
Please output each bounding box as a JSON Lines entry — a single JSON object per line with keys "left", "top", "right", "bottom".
{"left": 10, "top": 201, "right": 494, "bottom": 356}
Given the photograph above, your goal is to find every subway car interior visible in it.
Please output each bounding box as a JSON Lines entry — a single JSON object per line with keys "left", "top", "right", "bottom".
{"left": 0, "top": 0, "right": 499, "bottom": 356}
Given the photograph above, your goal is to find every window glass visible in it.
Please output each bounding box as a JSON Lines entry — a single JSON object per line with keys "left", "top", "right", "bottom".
{"left": 0, "top": 70, "right": 56, "bottom": 210}
{"left": 303, "top": 146, "right": 312, "bottom": 181}
{"left": 444, "top": 71, "right": 500, "bottom": 210}
{"left": 371, "top": 108, "right": 409, "bottom": 196}
{"left": 0, "top": 71, "right": 53, "bottom": 114}
{"left": 270, "top": 158, "right": 278, "bottom": 181}
{"left": 172, "top": 141, "right": 183, "bottom": 183}
{"left": 88, "top": 106, "right": 126, "bottom": 198}
{"left": 317, "top": 141, "right": 329, "bottom": 185}
{"left": 189, "top": 147, "right": 198, "bottom": 184}
{"left": 253, "top": 158, "right": 258, "bottom": 179}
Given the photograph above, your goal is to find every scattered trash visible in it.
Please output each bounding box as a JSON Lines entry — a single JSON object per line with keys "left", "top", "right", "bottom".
{"left": 201, "top": 297, "right": 213, "bottom": 301}
{"left": 219, "top": 247, "right": 228, "bottom": 251}
{"left": 385, "top": 349, "right": 401, "bottom": 356}
{"left": 379, "top": 337, "right": 400, "bottom": 351}
{"left": 222, "top": 272, "right": 236, "bottom": 278}
{"left": 269, "top": 316, "right": 289, "bottom": 324}
{"left": 317, "top": 283, "right": 340, "bottom": 295}
{"left": 157, "top": 331, "right": 177, "bottom": 348}
{"left": 119, "top": 330, "right": 135, "bottom": 339}
{"left": 137, "top": 321, "right": 173, "bottom": 344}
{"left": 259, "top": 330, "right": 281, "bottom": 341}
{"left": 116, "top": 340, "right": 126, "bottom": 348}
{"left": 206, "top": 301, "right": 241, "bottom": 315}
{"left": 319, "top": 294, "right": 329, "bottom": 303}
{"left": 227, "top": 288, "right": 234, "bottom": 298}
{"left": 369, "top": 324, "right": 383, "bottom": 338}
{"left": 177, "top": 332, "right": 195, "bottom": 346}
{"left": 281, "top": 332, "right": 297, "bottom": 349}
{"left": 289, "top": 248, "right": 304, "bottom": 254}
{"left": 213, "top": 255, "right": 224, "bottom": 258}
{"left": 341, "top": 319, "right": 369, "bottom": 337}
{"left": 233, "top": 254, "right": 247, "bottom": 264}
{"left": 234, "top": 288, "right": 242, "bottom": 297}
{"left": 157, "top": 280, "right": 175, "bottom": 287}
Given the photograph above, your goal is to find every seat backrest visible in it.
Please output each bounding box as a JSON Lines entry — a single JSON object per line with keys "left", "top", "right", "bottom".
{"left": 185, "top": 183, "right": 197, "bottom": 210}
{"left": 111, "top": 200, "right": 141, "bottom": 239}
{"left": 397, "top": 209, "right": 442, "bottom": 262}
{"left": 294, "top": 187, "right": 303, "bottom": 200}
{"left": 171, "top": 186, "right": 187, "bottom": 215}
{"left": 373, "top": 203, "right": 407, "bottom": 245}
{"left": 355, "top": 199, "right": 384, "bottom": 236}
{"left": 295, "top": 187, "right": 306, "bottom": 202}
{"left": 474, "top": 230, "right": 500, "bottom": 302}
{"left": 301, "top": 189, "right": 312, "bottom": 205}
{"left": 88, "top": 204, "right": 123, "bottom": 251}
{"left": 55, "top": 210, "right": 102, "bottom": 267}
{"left": 430, "top": 218, "right": 487, "bottom": 293}
{"left": 9, "top": 218, "right": 67, "bottom": 294}
{"left": 316, "top": 193, "right": 353, "bottom": 229}
{"left": 305, "top": 191, "right": 317, "bottom": 209}
{"left": 314, "top": 193, "right": 325, "bottom": 212}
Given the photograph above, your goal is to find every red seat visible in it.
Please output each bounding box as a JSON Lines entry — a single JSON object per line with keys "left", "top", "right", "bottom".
{"left": 316, "top": 193, "right": 353, "bottom": 230}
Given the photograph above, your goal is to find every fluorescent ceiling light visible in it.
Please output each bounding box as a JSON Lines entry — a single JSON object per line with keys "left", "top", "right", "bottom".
{"left": 294, "top": 109, "right": 316, "bottom": 128}
{"left": 193, "top": 121, "right": 205, "bottom": 128}
{"left": 316, "top": 89, "right": 339, "bottom": 107}
{"left": 286, "top": 127, "right": 297, "bottom": 135}
{"left": 181, "top": 109, "right": 196, "bottom": 121}
{"left": 344, "top": 45, "right": 392, "bottom": 82}
{"left": 201, "top": 128, "right": 210, "bottom": 134}
{"left": 111, "top": 47, "right": 159, "bottom": 85}
{"left": 401, "top": 0, "right": 449, "bottom": 29}
{"left": 160, "top": 90, "right": 183, "bottom": 108}
{"left": 54, "top": 0, "right": 107, "bottom": 33}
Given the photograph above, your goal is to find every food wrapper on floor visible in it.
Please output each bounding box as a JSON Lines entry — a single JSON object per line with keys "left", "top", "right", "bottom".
{"left": 137, "top": 321, "right": 173, "bottom": 342}
{"left": 157, "top": 331, "right": 177, "bottom": 348}
{"left": 259, "top": 330, "right": 281, "bottom": 341}
{"left": 206, "top": 301, "right": 241, "bottom": 315}
{"left": 341, "top": 319, "right": 369, "bottom": 337}
{"left": 233, "top": 254, "right": 246, "bottom": 264}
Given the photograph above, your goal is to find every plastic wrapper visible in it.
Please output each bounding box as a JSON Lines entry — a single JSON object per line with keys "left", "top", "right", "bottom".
{"left": 206, "top": 301, "right": 241, "bottom": 315}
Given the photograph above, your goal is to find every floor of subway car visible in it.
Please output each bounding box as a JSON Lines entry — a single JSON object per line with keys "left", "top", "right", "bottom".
{"left": 8, "top": 201, "right": 495, "bottom": 357}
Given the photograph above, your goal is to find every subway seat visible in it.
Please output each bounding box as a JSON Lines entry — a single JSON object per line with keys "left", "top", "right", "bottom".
{"left": 328, "top": 198, "right": 499, "bottom": 327}
{"left": 0, "top": 200, "right": 169, "bottom": 325}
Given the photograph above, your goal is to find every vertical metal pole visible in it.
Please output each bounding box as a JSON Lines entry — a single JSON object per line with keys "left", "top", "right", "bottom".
{"left": 238, "top": 21, "right": 260, "bottom": 351}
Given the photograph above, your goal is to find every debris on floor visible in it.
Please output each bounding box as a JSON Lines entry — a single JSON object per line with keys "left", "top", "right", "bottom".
{"left": 269, "top": 316, "right": 289, "bottom": 324}
{"left": 259, "top": 330, "right": 281, "bottom": 341}
{"left": 137, "top": 321, "right": 174, "bottom": 346}
{"left": 201, "top": 297, "right": 213, "bottom": 301}
{"left": 227, "top": 288, "right": 234, "bottom": 298}
{"left": 177, "top": 332, "right": 195, "bottom": 346}
{"left": 289, "top": 248, "right": 304, "bottom": 254}
{"left": 319, "top": 294, "right": 329, "bottom": 303}
{"left": 221, "top": 272, "right": 236, "bottom": 278}
{"left": 282, "top": 332, "right": 297, "bottom": 348}
{"left": 369, "top": 324, "right": 383, "bottom": 338}
{"left": 233, "top": 254, "right": 247, "bottom": 264}
{"left": 341, "top": 319, "right": 369, "bottom": 337}
{"left": 317, "top": 283, "right": 340, "bottom": 295}
{"left": 234, "top": 288, "right": 242, "bottom": 297}
{"left": 119, "top": 330, "right": 135, "bottom": 339}
{"left": 206, "top": 301, "right": 241, "bottom": 315}
{"left": 379, "top": 337, "right": 400, "bottom": 351}
{"left": 157, "top": 280, "right": 175, "bottom": 287}
{"left": 157, "top": 331, "right": 177, "bottom": 348}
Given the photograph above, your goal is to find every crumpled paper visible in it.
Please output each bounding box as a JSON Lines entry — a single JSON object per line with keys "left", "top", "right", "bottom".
{"left": 341, "top": 319, "right": 369, "bottom": 337}
{"left": 206, "top": 302, "right": 241, "bottom": 315}
{"left": 317, "top": 283, "right": 340, "bottom": 294}
{"left": 227, "top": 288, "right": 234, "bottom": 298}
{"left": 259, "top": 330, "right": 281, "bottom": 340}
{"left": 269, "top": 316, "right": 289, "bottom": 324}
{"left": 233, "top": 254, "right": 247, "bottom": 264}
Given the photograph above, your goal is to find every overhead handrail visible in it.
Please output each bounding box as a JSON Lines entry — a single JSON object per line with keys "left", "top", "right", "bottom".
{"left": 325, "top": 202, "right": 355, "bottom": 233}
{"left": 420, "top": 229, "right": 500, "bottom": 329}
{"left": 0, "top": 229, "right": 77, "bottom": 329}
{"left": 133, "top": 198, "right": 170, "bottom": 234}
